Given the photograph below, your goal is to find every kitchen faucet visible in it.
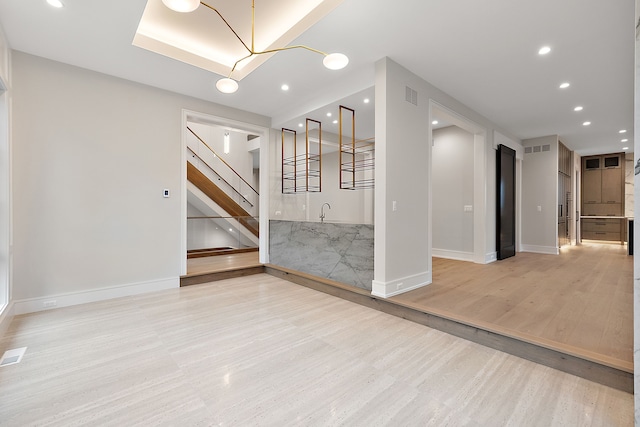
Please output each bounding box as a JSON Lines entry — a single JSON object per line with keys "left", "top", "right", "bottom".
{"left": 320, "top": 203, "right": 331, "bottom": 222}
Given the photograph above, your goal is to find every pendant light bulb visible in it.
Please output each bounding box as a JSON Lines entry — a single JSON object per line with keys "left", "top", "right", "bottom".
{"left": 323, "top": 53, "right": 349, "bottom": 70}
{"left": 216, "top": 78, "right": 239, "bottom": 94}
{"left": 162, "top": 0, "right": 200, "bottom": 13}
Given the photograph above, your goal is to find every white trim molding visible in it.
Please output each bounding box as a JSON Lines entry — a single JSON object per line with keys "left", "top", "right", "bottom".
{"left": 520, "top": 244, "right": 559, "bottom": 255}
{"left": 485, "top": 252, "right": 498, "bottom": 263}
{"left": 13, "top": 277, "right": 179, "bottom": 315}
{"left": 0, "top": 301, "right": 15, "bottom": 337}
{"left": 371, "top": 271, "right": 431, "bottom": 298}
{"left": 432, "top": 249, "right": 475, "bottom": 262}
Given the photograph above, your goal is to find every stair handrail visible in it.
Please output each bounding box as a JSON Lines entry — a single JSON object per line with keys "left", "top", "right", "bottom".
{"left": 187, "top": 126, "right": 259, "bottom": 196}
{"left": 188, "top": 147, "right": 254, "bottom": 208}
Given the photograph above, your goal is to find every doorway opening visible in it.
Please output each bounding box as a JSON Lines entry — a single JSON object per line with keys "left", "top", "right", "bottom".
{"left": 430, "top": 101, "right": 490, "bottom": 264}
{"left": 180, "top": 110, "right": 269, "bottom": 277}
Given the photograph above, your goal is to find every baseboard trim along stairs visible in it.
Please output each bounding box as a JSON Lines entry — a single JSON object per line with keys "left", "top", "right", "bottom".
{"left": 180, "top": 265, "right": 265, "bottom": 287}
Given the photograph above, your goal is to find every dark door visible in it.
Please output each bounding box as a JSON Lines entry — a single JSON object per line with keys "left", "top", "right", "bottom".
{"left": 496, "top": 145, "right": 516, "bottom": 260}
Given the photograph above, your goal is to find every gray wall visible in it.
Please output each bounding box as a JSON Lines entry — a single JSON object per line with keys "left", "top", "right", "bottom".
{"left": 373, "top": 57, "right": 522, "bottom": 297}
{"left": 521, "top": 135, "right": 559, "bottom": 253}
{"left": 0, "top": 24, "right": 9, "bottom": 324}
{"left": 432, "top": 126, "right": 474, "bottom": 256}
{"left": 11, "top": 52, "right": 269, "bottom": 304}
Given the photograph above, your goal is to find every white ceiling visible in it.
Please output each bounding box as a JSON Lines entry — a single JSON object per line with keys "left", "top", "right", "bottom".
{"left": 0, "top": 0, "right": 634, "bottom": 156}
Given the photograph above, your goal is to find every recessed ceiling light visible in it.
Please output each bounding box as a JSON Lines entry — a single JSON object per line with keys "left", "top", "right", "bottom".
{"left": 364, "top": 98, "right": 370, "bottom": 104}
{"left": 298, "top": 123, "right": 303, "bottom": 128}
{"left": 619, "top": 129, "right": 627, "bottom": 134}
{"left": 326, "top": 112, "right": 332, "bottom": 117}
{"left": 432, "top": 120, "right": 439, "bottom": 125}
{"left": 538, "top": 46, "right": 551, "bottom": 55}
{"left": 621, "top": 139, "right": 628, "bottom": 143}
{"left": 559, "top": 82, "right": 570, "bottom": 89}
{"left": 573, "top": 106, "right": 583, "bottom": 112}
{"left": 332, "top": 120, "right": 338, "bottom": 124}
{"left": 623, "top": 147, "right": 629, "bottom": 150}
{"left": 582, "top": 121, "right": 591, "bottom": 126}
{"left": 47, "top": 0, "right": 64, "bottom": 7}
{"left": 281, "top": 84, "right": 289, "bottom": 91}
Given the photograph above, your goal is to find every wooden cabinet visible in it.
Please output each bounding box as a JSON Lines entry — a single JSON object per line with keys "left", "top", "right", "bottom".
{"left": 582, "top": 169, "right": 601, "bottom": 204}
{"left": 581, "top": 153, "right": 625, "bottom": 242}
{"left": 581, "top": 218, "right": 623, "bottom": 241}
{"left": 581, "top": 153, "right": 623, "bottom": 216}
{"left": 601, "top": 167, "right": 622, "bottom": 203}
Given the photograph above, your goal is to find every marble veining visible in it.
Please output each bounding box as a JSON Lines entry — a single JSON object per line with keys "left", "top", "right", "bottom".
{"left": 270, "top": 220, "right": 374, "bottom": 290}
{"left": 625, "top": 152, "right": 634, "bottom": 218}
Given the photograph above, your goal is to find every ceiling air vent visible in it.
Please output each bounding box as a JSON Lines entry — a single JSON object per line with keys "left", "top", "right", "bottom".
{"left": 533, "top": 145, "right": 541, "bottom": 153}
{"left": 525, "top": 147, "right": 532, "bottom": 154}
{"left": 405, "top": 86, "right": 418, "bottom": 106}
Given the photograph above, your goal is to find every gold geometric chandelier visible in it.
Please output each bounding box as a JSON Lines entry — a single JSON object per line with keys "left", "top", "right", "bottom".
{"left": 161, "top": 0, "right": 349, "bottom": 94}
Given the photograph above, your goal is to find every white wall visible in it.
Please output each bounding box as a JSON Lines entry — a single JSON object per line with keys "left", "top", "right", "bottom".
{"left": 186, "top": 203, "right": 245, "bottom": 250}
{"left": 10, "top": 52, "right": 269, "bottom": 310}
{"left": 432, "top": 126, "right": 474, "bottom": 256}
{"left": 373, "top": 57, "right": 521, "bottom": 298}
{"left": 373, "top": 58, "right": 431, "bottom": 297}
{"left": 521, "top": 135, "right": 559, "bottom": 254}
{"left": 0, "top": 23, "right": 11, "bottom": 331}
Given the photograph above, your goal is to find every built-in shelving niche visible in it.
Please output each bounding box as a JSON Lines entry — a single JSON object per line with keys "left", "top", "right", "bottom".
{"left": 339, "top": 105, "right": 375, "bottom": 190}
{"left": 282, "top": 118, "right": 322, "bottom": 193}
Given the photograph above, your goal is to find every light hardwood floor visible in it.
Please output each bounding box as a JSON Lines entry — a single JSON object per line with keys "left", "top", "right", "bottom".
{"left": 187, "top": 242, "right": 632, "bottom": 375}
{"left": 0, "top": 274, "right": 632, "bottom": 425}
{"left": 186, "top": 251, "right": 261, "bottom": 275}
{"left": 392, "top": 242, "right": 633, "bottom": 372}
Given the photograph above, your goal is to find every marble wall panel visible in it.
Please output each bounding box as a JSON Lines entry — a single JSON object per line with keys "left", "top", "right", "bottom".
{"left": 625, "top": 152, "right": 634, "bottom": 218}
{"left": 269, "top": 220, "right": 374, "bottom": 290}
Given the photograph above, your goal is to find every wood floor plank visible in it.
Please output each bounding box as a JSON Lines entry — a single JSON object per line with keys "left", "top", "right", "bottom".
{"left": 0, "top": 274, "right": 632, "bottom": 424}
{"left": 391, "top": 242, "right": 633, "bottom": 370}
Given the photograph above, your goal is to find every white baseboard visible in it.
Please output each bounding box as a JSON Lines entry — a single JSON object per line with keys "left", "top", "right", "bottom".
{"left": 432, "top": 248, "right": 474, "bottom": 262}
{"left": 520, "top": 244, "right": 559, "bottom": 255}
{"left": 485, "top": 252, "right": 498, "bottom": 263}
{"left": 13, "top": 277, "right": 179, "bottom": 315}
{"left": 371, "top": 271, "right": 432, "bottom": 298}
{"left": 0, "top": 301, "right": 15, "bottom": 337}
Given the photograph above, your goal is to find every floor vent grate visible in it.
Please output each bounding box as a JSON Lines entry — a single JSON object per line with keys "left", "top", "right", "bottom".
{"left": 0, "top": 347, "right": 27, "bottom": 367}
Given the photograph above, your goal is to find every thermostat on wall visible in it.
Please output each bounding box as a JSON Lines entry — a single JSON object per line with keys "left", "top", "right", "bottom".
{"left": 163, "top": 189, "right": 170, "bottom": 198}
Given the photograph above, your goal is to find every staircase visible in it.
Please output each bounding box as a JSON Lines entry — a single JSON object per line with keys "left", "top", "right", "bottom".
{"left": 181, "top": 126, "right": 262, "bottom": 287}
{"left": 187, "top": 161, "right": 259, "bottom": 237}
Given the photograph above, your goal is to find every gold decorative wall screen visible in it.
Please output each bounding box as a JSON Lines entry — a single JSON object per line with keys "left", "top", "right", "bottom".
{"left": 339, "top": 105, "right": 375, "bottom": 190}
{"left": 282, "top": 119, "right": 322, "bottom": 193}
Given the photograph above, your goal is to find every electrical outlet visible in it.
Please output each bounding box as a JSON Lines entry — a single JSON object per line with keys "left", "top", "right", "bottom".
{"left": 396, "top": 282, "right": 403, "bottom": 290}
{"left": 43, "top": 300, "right": 57, "bottom": 308}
